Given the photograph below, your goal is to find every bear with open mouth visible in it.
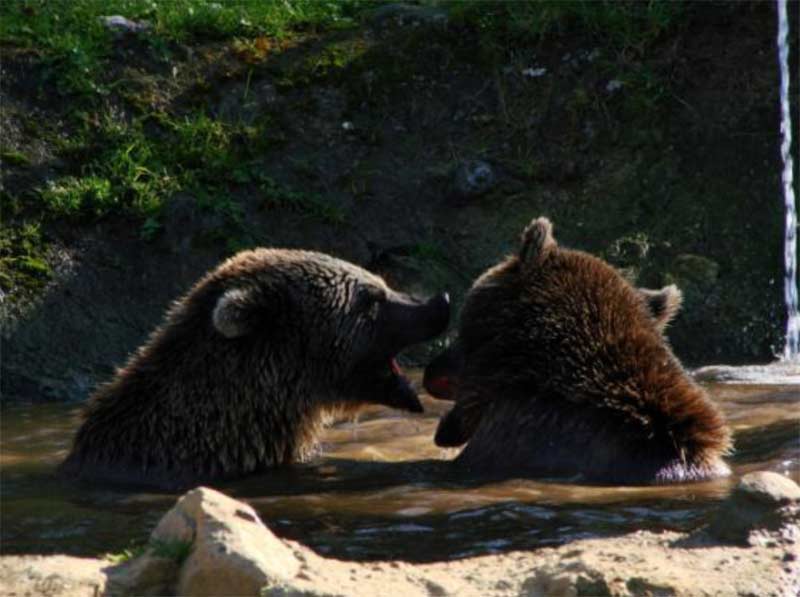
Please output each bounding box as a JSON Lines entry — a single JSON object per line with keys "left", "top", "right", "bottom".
{"left": 425, "top": 217, "right": 731, "bottom": 484}
{"left": 61, "top": 249, "right": 450, "bottom": 489}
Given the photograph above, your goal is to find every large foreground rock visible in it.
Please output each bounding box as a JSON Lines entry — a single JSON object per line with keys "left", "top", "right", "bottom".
{"left": 2, "top": 483, "right": 798, "bottom": 596}
{"left": 151, "top": 487, "right": 300, "bottom": 596}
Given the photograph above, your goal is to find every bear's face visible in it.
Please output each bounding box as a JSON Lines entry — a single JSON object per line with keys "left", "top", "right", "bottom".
{"left": 211, "top": 250, "right": 450, "bottom": 412}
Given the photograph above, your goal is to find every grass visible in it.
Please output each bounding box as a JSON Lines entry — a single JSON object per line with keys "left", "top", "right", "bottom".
{"left": 445, "top": 0, "right": 685, "bottom": 55}
{"left": 106, "top": 538, "right": 193, "bottom": 565}
{"left": 0, "top": 0, "right": 368, "bottom": 96}
{"left": 0, "top": 223, "right": 51, "bottom": 296}
{"left": 33, "top": 109, "right": 344, "bottom": 237}
{"left": 2, "top": 0, "right": 359, "bottom": 239}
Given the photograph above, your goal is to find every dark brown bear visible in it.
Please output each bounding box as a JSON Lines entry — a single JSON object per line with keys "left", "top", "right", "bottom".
{"left": 61, "top": 249, "right": 449, "bottom": 489}
{"left": 424, "top": 217, "right": 730, "bottom": 484}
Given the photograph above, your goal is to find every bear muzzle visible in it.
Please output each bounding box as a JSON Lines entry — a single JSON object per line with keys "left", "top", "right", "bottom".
{"left": 423, "top": 340, "right": 463, "bottom": 401}
{"left": 344, "top": 292, "right": 450, "bottom": 414}
{"left": 377, "top": 291, "right": 451, "bottom": 353}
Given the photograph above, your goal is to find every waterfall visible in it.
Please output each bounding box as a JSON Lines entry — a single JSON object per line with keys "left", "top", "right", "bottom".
{"left": 777, "top": 0, "right": 799, "bottom": 361}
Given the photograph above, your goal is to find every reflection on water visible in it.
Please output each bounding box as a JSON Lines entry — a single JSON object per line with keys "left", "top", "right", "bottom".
{"left": 1, "top": 375, "right": 798, "bottom": 562}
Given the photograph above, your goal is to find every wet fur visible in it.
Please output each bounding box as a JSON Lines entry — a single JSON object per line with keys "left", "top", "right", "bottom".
{"left": 435, "top": 218, "right": 731, "bottom": 484}
{"left": 61, "top": 249, "right": 436, "bottom": 489}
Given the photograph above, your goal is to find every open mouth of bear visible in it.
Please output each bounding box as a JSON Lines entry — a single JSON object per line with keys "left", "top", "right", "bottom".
{"left": 422, "top": 343, "right": 462, "bottom": 401}
{"left": 390, "top": 357, "right": 423, "bottom": 408}
{"left": 348, "top": 291, "right": 450, "bottom": 413}
{"left": 377, "top": 355, "right": 424, "bottom": 413}
{"left": 345, "top": 353, "right": 424, "bottom": 414}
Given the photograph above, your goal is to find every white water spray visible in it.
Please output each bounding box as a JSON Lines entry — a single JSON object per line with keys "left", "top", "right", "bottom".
{"left": 777, "top": 0, "right": 799, "bottom": 361}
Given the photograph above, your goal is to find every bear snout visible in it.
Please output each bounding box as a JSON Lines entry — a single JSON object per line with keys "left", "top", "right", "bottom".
{"left": 423, "top": 342, "right": 462, "bottom": 401}
{"left": 378, "top": 292, "right": 450, "bottom": 353}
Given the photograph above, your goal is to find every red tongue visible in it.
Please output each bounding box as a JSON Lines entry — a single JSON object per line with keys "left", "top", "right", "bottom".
{"left": 390, "top": 358, "right": 402, "bottom": 375}
{"left": 425, "top": 375, "right": 452, "bottom": 399}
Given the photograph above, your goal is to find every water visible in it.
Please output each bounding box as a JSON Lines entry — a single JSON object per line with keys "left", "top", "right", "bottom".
{"left": 777, "top": 0, "right": 800, "bottom": 361}
{"left": 1, "top": 376, "right": 798, "bottom": 563}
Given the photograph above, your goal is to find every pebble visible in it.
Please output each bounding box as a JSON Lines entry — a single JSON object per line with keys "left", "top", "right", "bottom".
{"left": 100, "top": 15, "right": 151, "bottom": 33}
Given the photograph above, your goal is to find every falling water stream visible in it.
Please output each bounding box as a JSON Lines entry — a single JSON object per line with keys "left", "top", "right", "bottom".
{"left": 777, "top": 0, "right": 800, "bottom": 361}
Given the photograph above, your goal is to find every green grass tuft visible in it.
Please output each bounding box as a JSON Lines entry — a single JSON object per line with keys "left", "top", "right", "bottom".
{"left": 0, "top": 223, "right": 52, "bottom": 296}
{"left": 105, "top": 538, "right": 193, "bottom": 565}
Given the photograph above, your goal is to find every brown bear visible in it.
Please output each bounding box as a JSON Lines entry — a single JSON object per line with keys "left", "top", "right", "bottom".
{"left": 60, "top": 249, "right": 450, "bottom": 489}
{"left": 424, "top": 217, "right": 731, "bottom": 484}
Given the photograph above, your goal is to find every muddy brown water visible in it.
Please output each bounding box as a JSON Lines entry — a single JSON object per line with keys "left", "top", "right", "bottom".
{"left": 1, "top": 374, "right": 798, "bottom": 562}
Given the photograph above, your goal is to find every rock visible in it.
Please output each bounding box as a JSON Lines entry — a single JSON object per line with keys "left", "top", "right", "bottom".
{"left": 693, "top": 362, "right": 800, "bottom": 384}
{"left": 709, "top": 471, "right": 800, "bottom": 544}
{"left": 0, "top": 555, "right": 106, "bottom": 597}
{"left": 521, "top": 67, "right": 547, "bottom": 78}
{"left": 100, "top": 15, "right": 151, "bottom": 33}
{"left": 453, "top": 160, "right": 496, "bottom": 200}
{"left": 105, "top": 553, "right": 179, "bottom": 596}
{"left": 738, "top": 471, "right": 800, "bottom": 505}
{"left": 151, "top": 486, "right": 300, "bottom": 596}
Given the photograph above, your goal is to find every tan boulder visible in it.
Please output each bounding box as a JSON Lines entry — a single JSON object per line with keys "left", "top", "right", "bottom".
{"left": 151, "top": 486, "right": 300, "bottom": 596}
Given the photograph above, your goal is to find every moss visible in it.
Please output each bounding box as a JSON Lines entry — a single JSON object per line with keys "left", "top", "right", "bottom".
{"left": 0, "top": 149, "right": 31, "bottom": 166}
{"left": 273, "top": 36, "right": 369, "bottom": 91}
{"left": 149, "top": 538, "right": 193, "bottom": 564}
{"left": 0, "top": 223, "right": 52, "bottom": 300}
{"left": 667, "top": 254, "right": 720, "bottom": 287}
{"left": 106, "top": 538, "right": 193, "bottom": 565}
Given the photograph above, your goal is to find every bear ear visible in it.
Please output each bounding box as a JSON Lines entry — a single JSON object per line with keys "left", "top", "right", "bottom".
{"left": 212, "top": 287, "right": 262, "bottom": 339}
{"left": 519, "top": 217, "right": 557, "bottom": 265}
{"left": 638, "top": 285, "right": 683, "bottom": 330}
